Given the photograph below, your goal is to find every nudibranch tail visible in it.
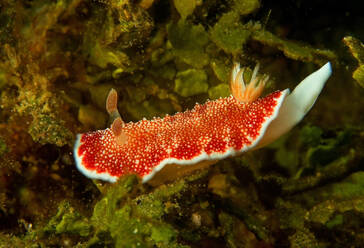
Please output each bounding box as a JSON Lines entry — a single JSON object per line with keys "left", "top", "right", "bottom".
{"left": 255, "top": 62, "right": 332, "bottom": 149}
{"left": 230, "top": 63, "right": 269, "bottom": 103}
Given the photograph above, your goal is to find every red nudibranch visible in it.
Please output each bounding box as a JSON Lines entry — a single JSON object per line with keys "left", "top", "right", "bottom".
{"left": 74, "top": 62, "right": 332, "bottom": 185}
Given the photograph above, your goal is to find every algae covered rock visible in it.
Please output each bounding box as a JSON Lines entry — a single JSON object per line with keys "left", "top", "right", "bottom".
{"left": 44, "top": 201, "right": 92, "bottom": 237}
{"left": 352, "top": 64, "right": 364, "bottom": 87}
{"left": 168, "top": 20, "right": 209, "bottom": 68}
{"left": 275, "top": 173, "right": 364, "bottom": 247}
{"left": 173, "top": 0, "right": 197, "bottom": 19}
{"left": 28, "top": 114, "right": 73, "bottom": 147}
{"left": 232, "top": 0, "right": 260, "bottom": 16}
{"left": 209, "top": 0, "right": 261, "bottom": 55}
{"left": 88, "top": 42, "right": 130, "bottom": 70}
{"left": 90, "top": 175, "right": 190, "bottom": 247}
{"left": 210, "top": 11, "right": 251, "bottom": 55}
{"left": 301, "top": 172, "right": 364, "bottom": 246}
{"left": 298, "top": 172, "right": 364, "bottom": 208}
{"left": 174, "top": 69, "right": 208, "bottom": 97}
{"left": 252, "top": 29, "right": 336, "bottom": 65}
{"left": 343, "top": 36, "right": 364, "bottom": 88}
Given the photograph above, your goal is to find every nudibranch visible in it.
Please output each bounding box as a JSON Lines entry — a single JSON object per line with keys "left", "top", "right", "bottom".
{"left": 74, "top": 62, "right": 332, "bottom": 185}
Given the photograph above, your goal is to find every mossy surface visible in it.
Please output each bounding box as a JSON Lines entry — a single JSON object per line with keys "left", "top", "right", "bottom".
{"left": 44, "top": 201, "right": 92, "bottom": 237}
{"left": 89, "top": 175, "right": 192, "bottom": 247}
{"left": 168, "top": 20, "right": 209, "bottom": 68}
{"left": 251, "top": 29, "right": 336, "bottom": 65}
{"left": 210, "top": 11, "right": 251, "bottom": 55}
{"left": 173, "top": 0, "right": 197, "bottom": 20}
{"left": 0, "top": 0, "right": 363, "bottom": 247}
{"left": 174, "top": 69, "right": 208, "bottom": 97}
{"left": 343, "top": 36, "right": 364, "bottom": 88}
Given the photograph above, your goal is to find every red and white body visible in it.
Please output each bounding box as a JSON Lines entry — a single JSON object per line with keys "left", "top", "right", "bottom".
{"left": 74, "top": 62, "right": 332, "bottom": 184}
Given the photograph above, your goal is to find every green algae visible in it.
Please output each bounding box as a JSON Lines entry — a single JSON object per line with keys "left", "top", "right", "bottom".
{"left": 0, "top": 136, "right": 8, "bottom": 156}
{"left": 232, "top": 0, "right": 260, "bottom": 16}
{"left": 88, "top": 42, "right": 130, "bottom": 71}
{"left": 278, "top": 128, "right": 360, "bottom": 195}
{"left": 307, "top": 197, "right": 364, "bottom": 226}
{"left": 208, "top": 83, "right": 230, "bottom": 99}
{"left": 44, "top": 201, "right": 91, "bottom": 237}
{"left": 275, "top": 173, "right": 364, "bottom": 247}
{"left": 210, "top": 11, "right": 251, "bottom": 55}
{"left": 287, "top": 228, "right": 319, "bottom": 248}
{"left": 150, "top": 63, "right": 177, "bottom": 81}
{"left": 209, "top": 6, "right": 336, "bottom": 65}
{"left": 298, "top": 172, "right": 364, "bottom": 207}
{"left": 90, "top": 175, "right": 190, "bottom": 247}
{"left": 343, "top": 36, "right": 364, "bottom": 88}
{"left": 325, "top": 214, "right": 344, "bottom": 229}
{"left": 304, "top": 129, "right": 351, "bottom": 168}
{"left": 173, "top": 0, "right": 197, "bottom": 20}
{"left": 209, "top": 0, "right": 261, "bottom": 57}
{"left": 108, "top": 204, "right": 178, "bottom": 247}
{"left": 174, "top": 69, "right": 208, "bottom": 97}
{"left": 151, "top": 224, "right": 177, "bottom": 243}
{"left": 300, "top": 125, "right": 324, "bottom": 147}
{"left": 274, "top": 126, "right": 363, "bottom": 247}
{"left": 91, "top": 175, "right": 138, "bottom": 229}
{"left": 252, "top": 29, "right": 336, "bottom": 65}
{"left": 297, "top": 173, "right": 364, "bottom": 246}
{"left": 353, "top": 64, "right": 364, "bottom": 87}
{"left": 126, "top": 98, "right": 176, "bottom": 120}
{"left": 28, "top": 114, "right": 73, "bottom": 147}
{"left": 167, "top": 20, "right": 209, "bottom": 68}
{"left": 210, "top": 59, "right": 231, "bottom": 83}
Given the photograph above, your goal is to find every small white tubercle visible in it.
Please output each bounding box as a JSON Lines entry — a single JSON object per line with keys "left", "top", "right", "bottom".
{"left": 255, "top": 62, "right": 332, "bottom": 148}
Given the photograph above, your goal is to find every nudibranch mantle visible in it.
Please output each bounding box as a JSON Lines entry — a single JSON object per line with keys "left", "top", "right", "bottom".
{"left": 74, "top": 62, "right": 332, "bottom": 184}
